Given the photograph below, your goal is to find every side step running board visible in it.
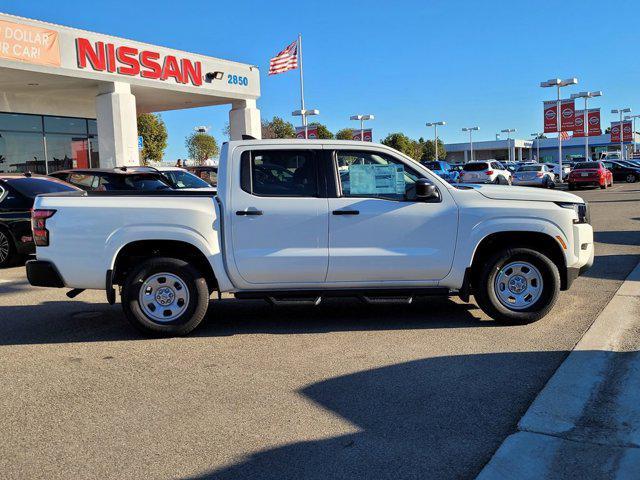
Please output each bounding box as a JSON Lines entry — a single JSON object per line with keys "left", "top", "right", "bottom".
{"left": 360, "top": 295, "right": 413, "bottom": 305}
{"left": 266, "top": 296, "right": 322, "bottom": 306}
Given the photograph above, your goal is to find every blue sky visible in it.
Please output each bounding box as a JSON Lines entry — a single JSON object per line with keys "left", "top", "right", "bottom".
{"left": 3, "top": 0, "right": 640, "bottom": 160}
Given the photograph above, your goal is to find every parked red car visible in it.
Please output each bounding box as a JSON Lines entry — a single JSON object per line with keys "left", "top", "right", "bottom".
{"left": 568, "top": 161, "right": 613, "bottom": 190}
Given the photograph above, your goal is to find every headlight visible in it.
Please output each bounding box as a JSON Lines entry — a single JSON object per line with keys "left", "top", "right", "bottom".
{"left": 556, "top": 201, "right": 590, "bottom": 224}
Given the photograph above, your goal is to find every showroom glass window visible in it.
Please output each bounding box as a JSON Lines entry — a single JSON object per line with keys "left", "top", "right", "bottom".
{"left": 0, "top": 112, "right": 99, "bottom": 175}
{"left": 0, "top": 113, "right": 46, "bottom": 174}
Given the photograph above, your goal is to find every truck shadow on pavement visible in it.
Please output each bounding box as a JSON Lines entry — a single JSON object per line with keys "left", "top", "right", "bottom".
{"left": 186, "top": 350, "right": 571, "bottom": 480}
{"left": 594, "top": 230, "right": 640, "bottom": 247}
{"left": 0, "top": 297, "right": 484, "bottom": 345}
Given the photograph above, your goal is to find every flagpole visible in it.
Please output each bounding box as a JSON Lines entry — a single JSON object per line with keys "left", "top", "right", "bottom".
{"left": 297, "top": 33, "right": 307, "bottom": 139}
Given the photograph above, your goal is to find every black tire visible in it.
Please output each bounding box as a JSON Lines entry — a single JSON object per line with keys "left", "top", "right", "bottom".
{"left": 121, "top": 257, "right": 210, "bottom": 336}
{"left": 472, "top": 248, "right": 560, "bottom": 324}
{"left": 0, "top": 228, "right": 16, "bottom": 268}
{"left": 626, "top": 173, "right": 637, "bottom": 183}
{"left": 497, "top": 176, "right": 508, "bottom": 185}
{"left": 600, "top": 181, "right": 607, "bottom": 190}
{"left": 568, "top": 183, "right": 575, "bottom": 191}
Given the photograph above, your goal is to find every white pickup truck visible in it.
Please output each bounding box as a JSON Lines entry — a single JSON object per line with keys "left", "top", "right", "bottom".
{"left": 27, "top": 140, "right": 594, "bottom": 335}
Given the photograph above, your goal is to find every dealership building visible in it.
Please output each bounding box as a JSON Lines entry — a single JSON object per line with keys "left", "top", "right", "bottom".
{"left": 0, "top": 13, "right": 261, "bottom": 174}
{"left": 445, "top": 133, "right": 639, "bottom": 163}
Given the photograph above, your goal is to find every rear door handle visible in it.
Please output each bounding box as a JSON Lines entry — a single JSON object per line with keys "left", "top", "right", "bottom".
{"left": 236, "top": 209, "right": 263, "bottom": 216}
{"left": 332, "top": 209, "right": 359, "bottom": 215}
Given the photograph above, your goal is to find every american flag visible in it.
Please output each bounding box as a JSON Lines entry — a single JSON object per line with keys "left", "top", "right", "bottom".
{"left": 269, "top": 40, "right": 298, "bottom": 75}
{"left": 559, "top": 131, "right": 569, "bottom": 140}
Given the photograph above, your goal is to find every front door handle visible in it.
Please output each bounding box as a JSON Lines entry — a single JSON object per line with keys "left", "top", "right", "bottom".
{"left": 332, "top": 209, "right": 360, "bottom": 215}
{"left": 236, "top": 209, "right": 263, "bottom": 216}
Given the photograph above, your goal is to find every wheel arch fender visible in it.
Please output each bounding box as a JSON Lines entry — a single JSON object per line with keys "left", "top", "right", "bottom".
{"left": 105, "top": 225, "right": 233, "bottom": 292}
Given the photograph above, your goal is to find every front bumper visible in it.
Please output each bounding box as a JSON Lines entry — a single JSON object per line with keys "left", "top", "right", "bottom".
{"left": 26, "top": 260, "right": 65, "bottom": 288}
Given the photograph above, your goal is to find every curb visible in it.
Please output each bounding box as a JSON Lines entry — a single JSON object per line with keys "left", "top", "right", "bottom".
{"left": 477, "top": 260, "right": 640, "bottom": 479}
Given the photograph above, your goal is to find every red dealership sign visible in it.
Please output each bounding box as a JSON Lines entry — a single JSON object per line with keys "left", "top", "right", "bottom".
{"left": 75, "top": 37, "right": 203, "bottom": 86}
{"left": 296, "top": 126, "right": 318, "bottom": 139}
{"left": 610, "top": 121, "right": 633, "bottom": 143}
{"left": 352, "top": 129, "right": 372, "bottom": 141}
{"left": 573, "top": 109, "right": 601, "bottom": 137}
{"left": 543, "top": 99, "right": 575, "bottom": 133}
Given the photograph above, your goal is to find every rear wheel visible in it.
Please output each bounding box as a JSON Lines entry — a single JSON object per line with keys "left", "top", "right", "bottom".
{"left": 121, "top": 257, "right": 210, "bottom": 336}
{"left": 568, "top": 183, "right": 575, "bottom": 190}
{"left": 473, "top": 248, "right": 560, "bottom": 324}
{"left": 0, "top": 229, "right": 16, "bottom": 268}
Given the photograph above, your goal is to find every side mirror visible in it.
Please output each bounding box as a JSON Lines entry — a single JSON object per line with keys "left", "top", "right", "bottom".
{"left": 415, "top": 178, "right": 438, "bottom": 200}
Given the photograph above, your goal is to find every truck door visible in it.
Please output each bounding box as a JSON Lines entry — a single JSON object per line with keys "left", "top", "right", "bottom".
{"left": 229, "top": 148, "right": 329, "bottom": 285}
{"left": 327, "top": 149, "right": 458, "bottom": 283}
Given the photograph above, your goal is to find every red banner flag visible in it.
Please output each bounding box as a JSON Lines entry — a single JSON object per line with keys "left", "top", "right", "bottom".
{"left": 295, "top": 126, "right": 318, "bottom": 139}
{"left": 610, "top": 121, "right": 633, "bottom": 143}
{"left": 543, "top": 101, "right": 557, "bottom": 133}
{"left": 573, "top": 109, "right": 602, "bottom": 137}
{"left": 351, "top": 129, "right": 373, "bottom": 142}
{"left": 560, "top": 99, "right": 575, "bottom": 131}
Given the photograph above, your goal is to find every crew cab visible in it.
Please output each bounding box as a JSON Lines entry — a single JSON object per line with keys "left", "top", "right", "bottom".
{"left": 26, "top": 140, "right": 594, "bottom": 336}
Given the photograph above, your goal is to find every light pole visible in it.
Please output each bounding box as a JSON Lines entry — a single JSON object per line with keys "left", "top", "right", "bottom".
{"left": 350, "top": 114, "right": 374, "bottom": 141}
{"left": 540, "top": 77, "right": 578, "bottom": 181}
{"left": 462, "top": 126, "right": 480, "bottom": 162}
{"left": 292, "top": 108, "right": 320, "bottom": 139}
{"left": 495, "top": 133, "right": 500, "bottom": 141}
{"left": 571, "top": 91, "right": 602, "bottom": 161}
{"left": 625, "top": 114, "right": 640, "bottom": 158}
{"left": 426, "top": 121, "right": 446, "bottom": 160}
{"left": 501, "top": 128, "right": 516, "bottom": 162}
{"left": 611, "top": 108, "right": 631, "bottom": 160}
{"left": 531, "top": 133, "right": 541, "bottom": 162}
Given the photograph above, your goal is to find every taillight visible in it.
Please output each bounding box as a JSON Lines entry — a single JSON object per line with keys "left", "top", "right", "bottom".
{"left": 485, "top": 170, "right": 494, "bottom": 175}
{"left": 536, "top": 172, "right": 544, "bottom": 177}
{"left": 31, "top": 209, "right": 56, "bottom": 246}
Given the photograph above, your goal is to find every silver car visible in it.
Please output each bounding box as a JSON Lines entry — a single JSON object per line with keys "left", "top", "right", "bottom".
{"left": 512, "top": 164, "right": 556, "bottom": 188}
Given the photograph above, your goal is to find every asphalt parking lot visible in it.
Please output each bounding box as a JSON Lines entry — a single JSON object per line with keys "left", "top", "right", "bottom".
{"left": 1, "top": 183, "right": 639, "bottom": 480}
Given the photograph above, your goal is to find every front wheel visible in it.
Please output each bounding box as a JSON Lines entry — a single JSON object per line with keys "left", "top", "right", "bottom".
{"left": 626, "top": 173, "right": 637, "bottom": 183}
{"left": 472, "top": 248, "right": 560, "bottom": 324}
{"left": 121, "top": 257, "right": 210, "bottom": 336}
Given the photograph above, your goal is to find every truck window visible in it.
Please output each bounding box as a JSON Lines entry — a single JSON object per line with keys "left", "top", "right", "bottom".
{"left": 336, "top": 150, "right": 420, "bottom": 201}
{"left": 241, "top": 150, "right": 319, "bottom": 197}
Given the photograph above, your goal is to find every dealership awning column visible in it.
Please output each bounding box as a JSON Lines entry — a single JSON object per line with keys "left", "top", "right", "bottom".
{"left": 229, "top": 99, "right": 261, "bottom": 140}
{"left": 95, "top": 82, "right": 140, "bottom": 168}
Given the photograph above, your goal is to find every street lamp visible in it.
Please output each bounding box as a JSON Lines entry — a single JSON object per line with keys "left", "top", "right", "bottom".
{"left": 462, "top": 126, "right": 480, "bottom": 162}
{"left": 611, "top": 108, "right": 631, "bottom": 160}
{"left": 292, "top": 108, "right": 320, "bottom": 139}
{"left": 350, "top": 114, "right": 375, "bottom": 141}
{"left": 531, "top": 133, "right": 541, "bottom": 162}
{"left": 624, "top": 114, "right": 640, "bottom": 157}
{"left": 426, "top": 121, "right": 446, "bottom": 160}
{"left": 571, "top": 91, "right": 602, "bottom": 161}
{"left": 540, "top": 77, "right": 578, "bottom": 181}
{"left": 501, "top": 128, "right": 516, "bottom": 162}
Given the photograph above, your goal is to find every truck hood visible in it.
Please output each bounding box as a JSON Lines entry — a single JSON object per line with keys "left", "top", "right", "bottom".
{"left": 460, "top": 184, "right": 584, "bottom": 203}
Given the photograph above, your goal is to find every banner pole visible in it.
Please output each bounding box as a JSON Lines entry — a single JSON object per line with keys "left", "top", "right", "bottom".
{"left": 557, "top": 85, "right": 563, "bottom": 181}
{"left": 584, "top": 100, "right": 589, "bottom": 160}
{"left": 297, "top": 33, "right": 307, "bottom": 139}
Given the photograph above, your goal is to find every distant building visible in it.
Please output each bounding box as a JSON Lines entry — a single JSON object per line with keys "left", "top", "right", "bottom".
{"left": 445, "top": 133, "right": 640, "bottom": 163}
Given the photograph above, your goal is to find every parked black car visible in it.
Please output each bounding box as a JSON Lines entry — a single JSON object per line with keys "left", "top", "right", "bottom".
{"left": 602, "top": 161, "right": 640, "bottom": 183}
{"left": 49, "top": 168, "right": 174, "bottom": 191}
{"left": 0, "top": 174, "right": 80, "bottom": 267}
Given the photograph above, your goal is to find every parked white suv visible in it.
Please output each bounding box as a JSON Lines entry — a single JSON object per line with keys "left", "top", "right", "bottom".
{"left": 459, "top": 161, "right": 512, "bottom": 185}
{"left": 27, "top": 140, "right": 593, "bottom": 336}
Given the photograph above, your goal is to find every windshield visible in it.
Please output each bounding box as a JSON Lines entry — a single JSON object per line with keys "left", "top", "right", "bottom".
{"left": 162, "top": 170, "right": 210, "bottom": 189}
{"left": 517, "top": 165, "right": 543, "bottom": 172}
{"left": 574, "top": 162, "right": 601, "bottom": 169}
{"left": 8, "top": 177, "right": 80, "bottom": 197}
{"left": 463, "top": 163, "right": 489, "bottom": 171}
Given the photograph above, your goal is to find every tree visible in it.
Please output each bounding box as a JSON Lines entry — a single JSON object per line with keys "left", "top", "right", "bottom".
{"left": 185, "top": 132, "right": 219, "bottom": 165}
{"left": 309, "top": 122, "right": 334, "bottom": 139}
{"left": 605, "top": 127, "right": 612, "bottom": 134}
{"left": 137, "top": 113, "right": 168, "bottom": 165}
{"left": 336, "top": 128, "right": 355, "bottom": 140}
{"left": 381, "top": 132, "right": 415, "bottom": 158}
{"left": 262, "top": 116, "right": 296, "bottom": 139}
{"left": 421, "top": 139, "right": 447, "bottom": 161}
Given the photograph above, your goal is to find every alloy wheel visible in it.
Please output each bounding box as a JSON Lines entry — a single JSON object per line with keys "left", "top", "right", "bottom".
{"left": 0, "top": 232, "right": 10, "bottom": 265}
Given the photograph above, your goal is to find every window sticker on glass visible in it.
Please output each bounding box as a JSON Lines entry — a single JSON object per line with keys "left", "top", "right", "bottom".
{"left": 349, "top": 164, "right": 405, "bottom": 195}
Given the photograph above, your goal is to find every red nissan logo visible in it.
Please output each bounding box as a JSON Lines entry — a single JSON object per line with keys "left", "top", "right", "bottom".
{"left": 589, "top": 116, "right": 598, "bottom": 125}
{"left": 575, "top": 117, "right": 583, "bottom": 126}
{"left": 545, "top": 110, "right": 556, "bottom": 120}
{"left": 562, "top": 108, "right": 573, "bottom": 118}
